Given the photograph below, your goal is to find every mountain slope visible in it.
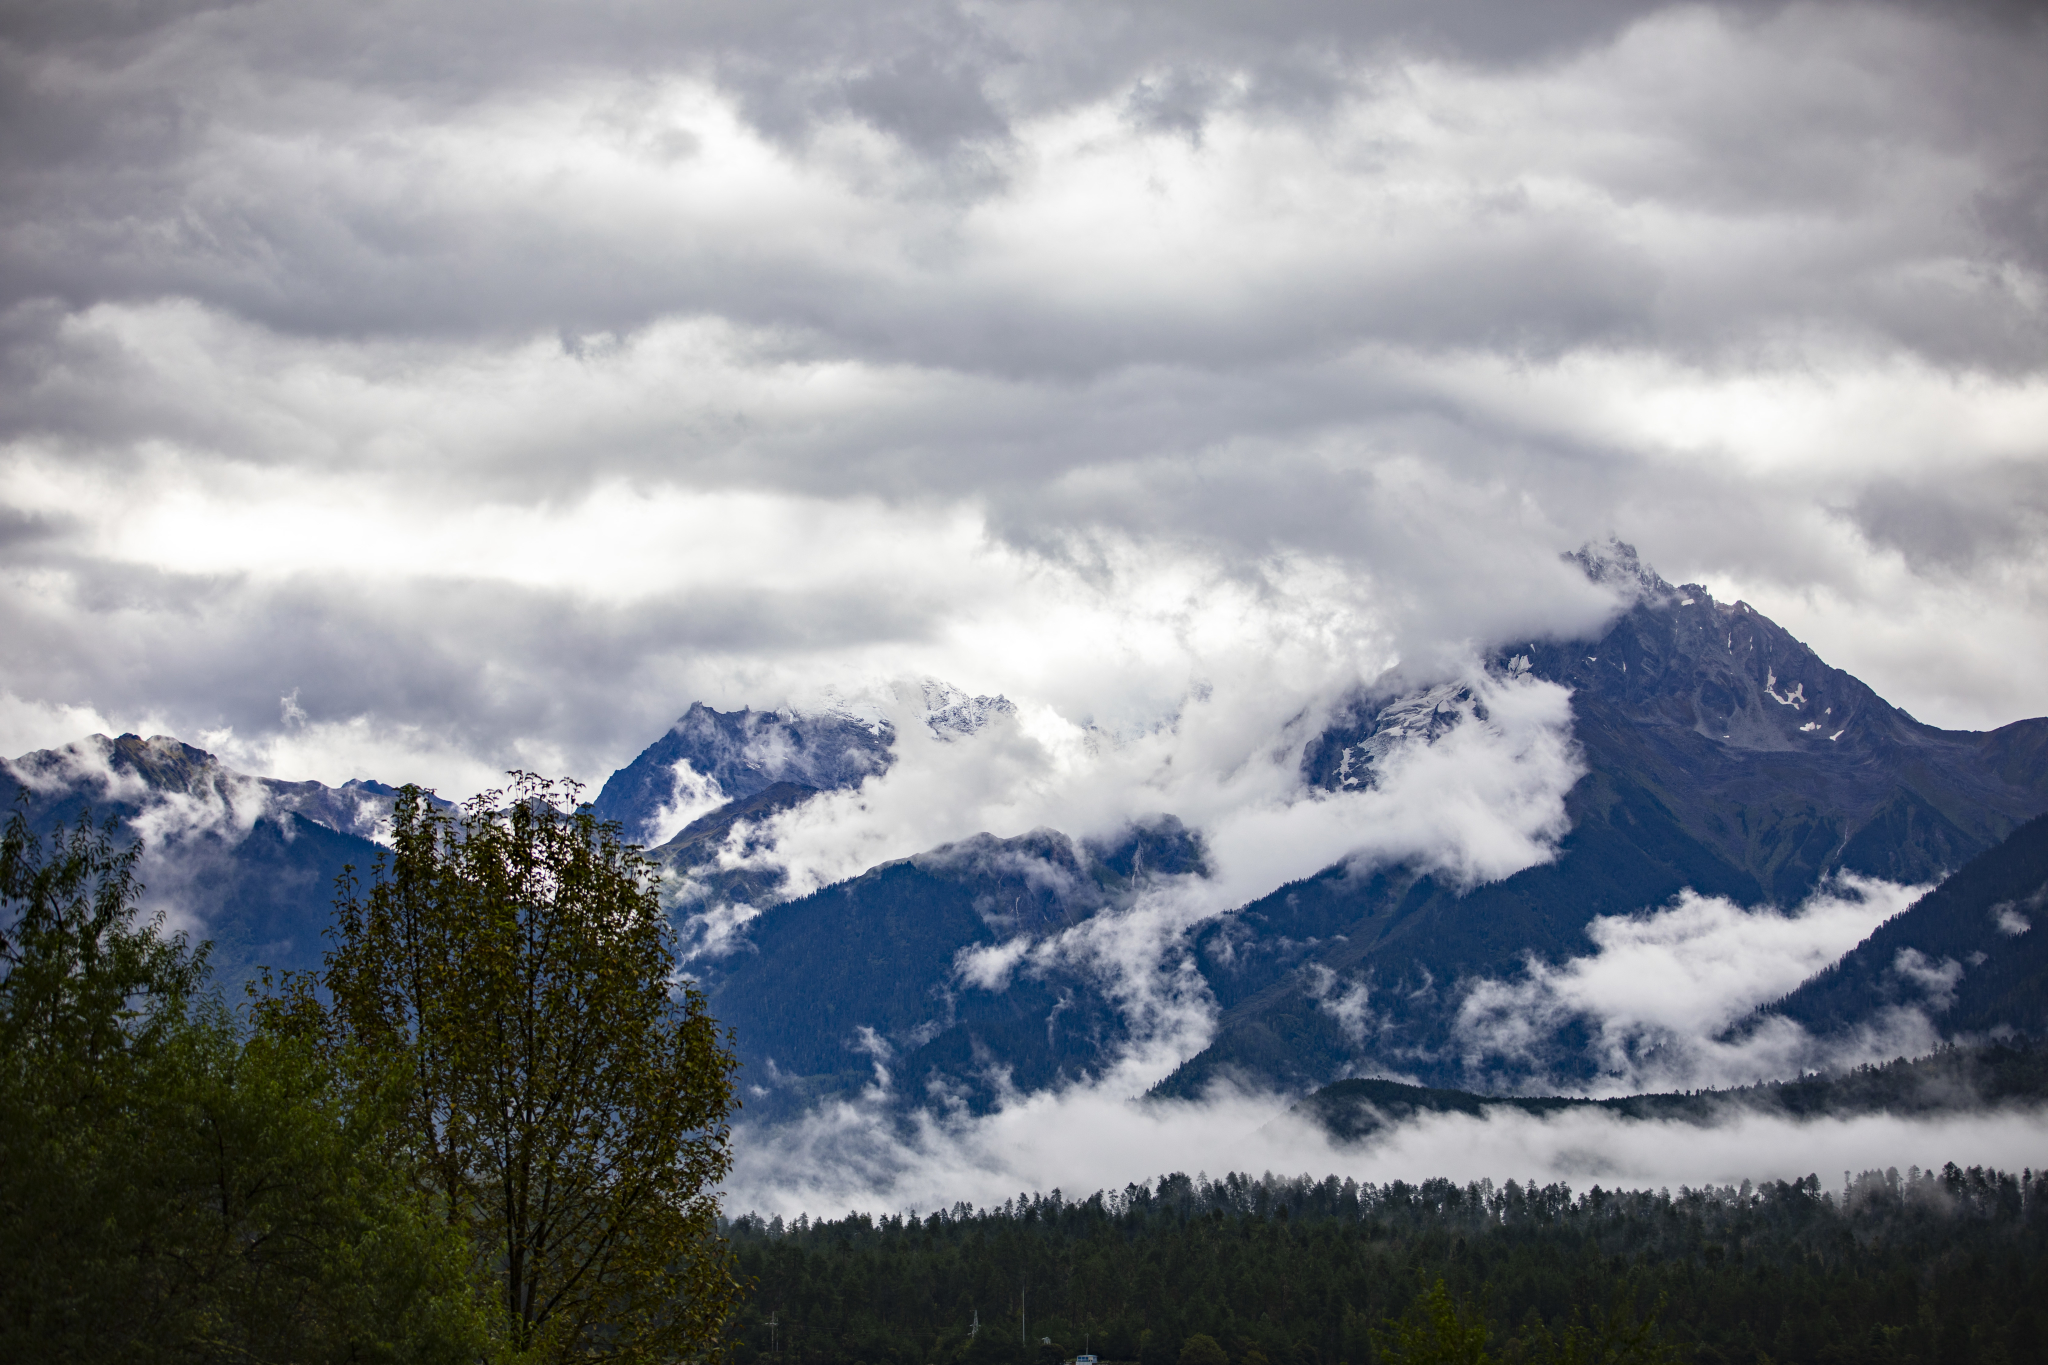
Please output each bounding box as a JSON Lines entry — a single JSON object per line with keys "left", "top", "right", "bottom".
{"left": 591, "top": 684, "right": 1016, "bottom": 850}
{"left": 700, "top": 817, "right": 1205, "bottom": 1118}
{"left": 1754, "top": 811, "right": 2048, "bottom": 1042}
{"left": 590, "top": 704, "right": 894, "bottom": 848}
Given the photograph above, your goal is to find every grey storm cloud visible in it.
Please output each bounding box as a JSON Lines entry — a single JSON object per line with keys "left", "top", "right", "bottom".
{"left": 2, "top": 0, "right": 2042, "bottom": 365}
{"left": 0, "top": 0, "right": 2044, "bottom": 791}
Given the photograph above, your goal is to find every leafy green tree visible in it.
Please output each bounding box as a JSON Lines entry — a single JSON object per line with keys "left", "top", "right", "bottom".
{"left": 0, "top": 803, "right": 485, "bottom": 1364}
{"left": 1374, "top": 1281, "right": 1492, "bottom": 1365}
{"left": 1180, "top": 1334, "right": 1231, "bottom": 1365}
{"left": 142, "top": 1000, "right": 490, "bottom": 1363}
{"left": 0, "top": 804, "right": 197, "bottom": 1357}
{"left": 324, "top": 775, "right": 743, "bottom": 1364}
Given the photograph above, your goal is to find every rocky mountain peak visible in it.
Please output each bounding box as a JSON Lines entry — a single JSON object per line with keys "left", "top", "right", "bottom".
{"left": 593, "top": 681, "right": 1019, "bottom": 849}
{"left": 1564, "top": 538, "right": 1678, "bottom": 607}
{"left": 918, "top": 680, "right": 1017, "bottom": 739}
{"left": 1529, "top": 546, "right": 1911, "bottom": 755}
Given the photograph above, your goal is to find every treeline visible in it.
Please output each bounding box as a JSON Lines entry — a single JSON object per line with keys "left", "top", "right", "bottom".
{"left": 1300, "top": 1043, "right": 2048, "bottom": 1144}
{"left": 727, "top": 1164, "right": 2048, "bottom": 1365}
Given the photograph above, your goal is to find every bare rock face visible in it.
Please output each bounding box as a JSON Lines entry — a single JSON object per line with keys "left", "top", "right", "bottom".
{"left": 1529, "top": 542, "right": 1904, "bottom": 756}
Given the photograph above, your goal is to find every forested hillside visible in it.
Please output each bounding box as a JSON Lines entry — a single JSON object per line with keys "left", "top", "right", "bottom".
{"left": 727, "top": 1165, "right": 2048, "bottom": 1365}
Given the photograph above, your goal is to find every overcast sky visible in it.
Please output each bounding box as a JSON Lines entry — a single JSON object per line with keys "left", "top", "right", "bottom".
{"left": 3, "top": 0, "right": 2045, "bottom": 799}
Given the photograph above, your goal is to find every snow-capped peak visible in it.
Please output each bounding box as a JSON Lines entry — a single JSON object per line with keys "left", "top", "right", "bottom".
{"left": 917, "top": 679, "right": 1017, "bottom": 740}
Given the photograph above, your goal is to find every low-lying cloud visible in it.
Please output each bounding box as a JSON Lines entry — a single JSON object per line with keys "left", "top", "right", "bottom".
{"left": 667, "top": 658, "right": 1584, "bottom": 1074}
{"left": 719, "top": 866, "right": 2008, "bottom": 1220}
{"left": 724, "top": 1069, "right": 2048, "bottom": 1220}
{"left": 714, "top": 660, "right": 1581, "bottom": 910}
{"left": 4, "top": 734, "right": 281, "bottom": 936}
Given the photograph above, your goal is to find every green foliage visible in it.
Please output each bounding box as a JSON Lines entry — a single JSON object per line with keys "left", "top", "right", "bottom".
{"left": 1180, "top": 1334, "right": 1231, "bottom": 1365}
{"left": 0, "top": 802, "right": 485, "bottom": 1363}
{"left": 1375, "top": 1281, "right": 1491, "bottom": 1365}
{"left": 324, "top": 775, "right": 743, "bottom": 1365}
{"left": 0, "top": 801, "right": 201, "bottom": 1066}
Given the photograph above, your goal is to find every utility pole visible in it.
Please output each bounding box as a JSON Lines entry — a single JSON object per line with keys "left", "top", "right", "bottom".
{"left": 767, "top": 1312, "right": 778, "bottom": 1358}
{"left": 1021, "top": 1285, "right": 1027, "bottom": 1347}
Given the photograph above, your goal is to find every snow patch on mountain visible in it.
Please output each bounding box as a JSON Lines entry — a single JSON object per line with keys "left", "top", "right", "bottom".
{"left": 1321, "top": 680, "right": 1479, "bottom": 792}
{"left": 919, "top": 680, "right": 1018, "bottom": 740}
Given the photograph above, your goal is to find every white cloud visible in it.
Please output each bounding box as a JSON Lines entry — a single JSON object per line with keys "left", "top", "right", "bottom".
{"left": 198, "top": 717, "right": 542, "bottom": 801}
{"left": 709, "top": 659, "right": 1579, "bottom": 915}
{"left": 3, "top": 734, "right": 289, "bottom": 936}
{"left": 0, "top": 693, "right": 126, "bottom": 762}
{"left": 1454, "top": 876, "right": 1936, "bottom": 1094}
{"left": 956, "top": 936, "right": 1035, "bottom": 992}
{"left": 1310, "top": 1103, "right": 2048, "bottom": 1200}
{"left": 1891, "top": 947, "right": 1965, "bottom": 1010}
{"left": 1305, "top": 964, "right": 1376, "bottom": 1048}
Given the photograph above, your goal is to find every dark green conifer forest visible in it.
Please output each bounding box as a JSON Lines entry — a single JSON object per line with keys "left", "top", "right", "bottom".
{"left": 726, "top": 1164, "right": 2048, "bottom": 1365}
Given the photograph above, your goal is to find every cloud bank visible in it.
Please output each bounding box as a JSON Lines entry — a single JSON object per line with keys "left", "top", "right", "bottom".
{"left": 724, "top": 1073, "right": 2048, "bottom": 1220}
{"left": 701, "top": 659, "right": 1580, "bottom": 909}
{"left": 715, "top": 864, "right": 2005, "bottom": 1217}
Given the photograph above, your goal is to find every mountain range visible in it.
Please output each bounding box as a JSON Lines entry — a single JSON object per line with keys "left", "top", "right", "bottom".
{"left": 1156, "top": 543, "right": 2048, "bottom": 1097}
{"left": 0, "top": 734, "right": 395, "bottom": 988}
{"left": 5, "top": 544, "right": 2043, "bottom": 1117}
